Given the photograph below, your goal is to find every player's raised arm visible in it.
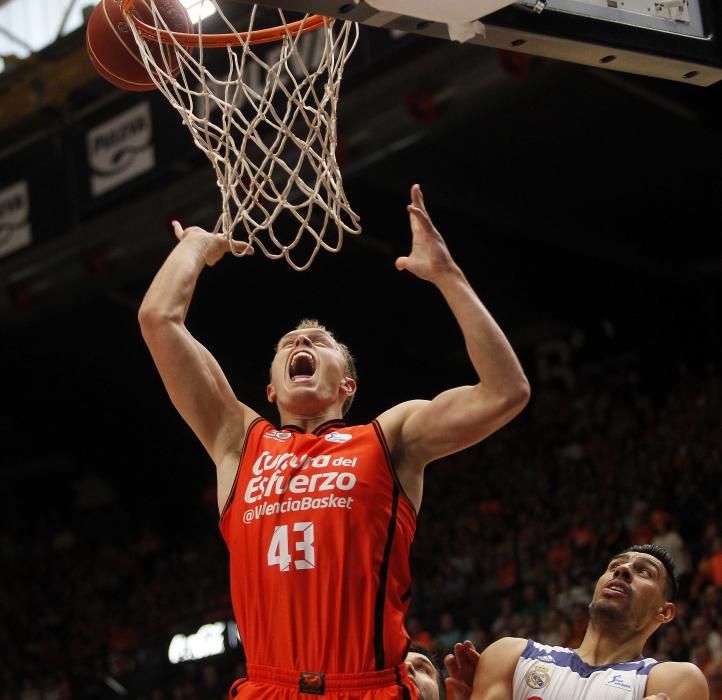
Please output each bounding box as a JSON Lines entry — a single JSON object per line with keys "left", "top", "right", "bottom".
{"left": 138, "top": 223, "right": 258, "bottom": 478}
{"left": 378, "top": 185, "right": 530, "bottom": 504}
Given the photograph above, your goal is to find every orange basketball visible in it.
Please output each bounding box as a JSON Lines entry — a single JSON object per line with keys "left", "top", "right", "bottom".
{"left": 86, "top": 0, "right": 192, "bottom": 92}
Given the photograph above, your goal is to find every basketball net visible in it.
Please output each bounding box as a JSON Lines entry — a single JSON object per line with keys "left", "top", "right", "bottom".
{"left": 124, "top": 1, "right": 360, "bottom": 271}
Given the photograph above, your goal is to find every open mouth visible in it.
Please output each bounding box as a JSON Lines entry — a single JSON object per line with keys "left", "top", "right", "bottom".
{"left": 289, "top": 351, "right": 316, "bottom": 383}
{"left": 602, "top": 582, "right": 628, "bottom": 598}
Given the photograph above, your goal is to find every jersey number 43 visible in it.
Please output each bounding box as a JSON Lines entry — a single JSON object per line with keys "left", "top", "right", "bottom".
{"left": 267, "top": 522, "right": 316, "bottom": 571}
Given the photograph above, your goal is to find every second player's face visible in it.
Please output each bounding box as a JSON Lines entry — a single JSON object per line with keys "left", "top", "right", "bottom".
{"left": 268, "top": 328, "right": 350, "bottom": 416}
{"left": 405, "top": 652, "right": 440, "bottom": 700}
{"left": 589, "top": 552, "right": 671, "bottom": 630}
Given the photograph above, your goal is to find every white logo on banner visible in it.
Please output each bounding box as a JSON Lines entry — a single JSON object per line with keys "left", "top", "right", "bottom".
{"left": 0, "top": 181, "right": 32, "bottom": 258}
{"left": 167, "top": 622, "right": 227, "bottom": 664}
{"left": 87, "top": 101, "right": 155, "bottom": 196}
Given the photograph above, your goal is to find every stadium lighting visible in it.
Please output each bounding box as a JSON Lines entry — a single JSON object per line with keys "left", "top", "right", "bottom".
{"left": 179, "top": 0, "right": 218, "bottom": 24}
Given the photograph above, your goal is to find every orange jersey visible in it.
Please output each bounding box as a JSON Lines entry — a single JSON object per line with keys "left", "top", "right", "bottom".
{"left": 220, "top": 418, "right": 417, "bottom": 674}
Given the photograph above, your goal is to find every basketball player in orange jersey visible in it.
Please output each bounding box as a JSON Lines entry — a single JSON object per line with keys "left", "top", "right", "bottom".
{"left": 138, "top": 184, "right": 531, "bottom": 699}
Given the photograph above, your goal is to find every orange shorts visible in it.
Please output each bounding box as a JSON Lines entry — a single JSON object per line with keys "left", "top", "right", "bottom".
{"left": 229, "top": 663, "right": 419, "bottom": 699}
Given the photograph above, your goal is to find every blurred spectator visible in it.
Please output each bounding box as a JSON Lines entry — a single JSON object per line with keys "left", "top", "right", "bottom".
{"left": 518, "top": 584, "right": 546, "bottom": 623}
{"left": 707, "top": 666, "right": 722, "bottom": 700}
{"left": 436, "top": 613, "right": 462, "bottom": 657}
{"left": 689, "top": 617, "right": 722, "bottom": 667}
{"left": 693, "top": 643, "right": 718, "bottom": 676}
{"left": 407, "top": 616, "right": 435, "bottom": 650}
{"left": 651, "top": 510, "right": 692, "bottom": 592}
{"left": 491, "top": 597, "right": 519, "bottom": 639}
{"left": 656, "top": 623, "right": 690, "bottom": 662}
{"left": 567, "top": 603, "right": 589, "bottom": 649}
{"left": 692, "top": 538, "right": 722, "bottom": 598}
{"left": 461, "top": 617, "right": 489, "bottom": 652}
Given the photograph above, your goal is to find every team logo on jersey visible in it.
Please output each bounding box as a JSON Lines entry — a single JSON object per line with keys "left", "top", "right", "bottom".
{"left": 605, "top": 674, "right": 632, "bottom": 691}
{"left": 325, "top": 431, "right": 352, "bottom": 443}
{"left": 525, "top": 665, "right": 551, "bottom": 690}
{"left": 264, "top": 430, "right": 292, "bottom": 441}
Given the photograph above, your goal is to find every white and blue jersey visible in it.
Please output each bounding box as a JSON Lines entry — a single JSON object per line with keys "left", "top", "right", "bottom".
{"left": 512, "top": 640, "right": 660, "bottom": 699}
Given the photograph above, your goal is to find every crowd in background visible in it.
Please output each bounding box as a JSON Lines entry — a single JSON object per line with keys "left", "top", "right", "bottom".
{"left": 3, "top": 357, "right": 722, "bottom": 700}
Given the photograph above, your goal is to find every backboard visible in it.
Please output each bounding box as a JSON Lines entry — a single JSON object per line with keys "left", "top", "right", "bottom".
{"left": 243, "top": 0, "right": 722, "bottom": 85}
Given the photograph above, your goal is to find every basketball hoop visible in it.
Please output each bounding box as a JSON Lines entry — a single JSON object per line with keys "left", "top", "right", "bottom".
{"left": 121, "top": 1, "right": 360, "bottom": 271}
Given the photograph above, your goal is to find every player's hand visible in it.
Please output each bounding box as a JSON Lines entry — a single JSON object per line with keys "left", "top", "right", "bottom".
{"left": 395, "top": 184, "right": 458, "bottom": 284}
{"left": 444, "top": 641, "right": 481, "bottom": 700}
{"left": 172, "top": 221, "right": 254, "bottom": 267}
{"left": 642, "top": 695, "right": 670, "bottom": 700}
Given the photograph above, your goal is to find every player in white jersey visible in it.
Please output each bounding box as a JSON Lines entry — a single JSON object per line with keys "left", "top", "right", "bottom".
{"left": 509, "top": 639, "right": 667, "bottom": 699}
{"left": 456, "top": 545, "right": 709, "bottom": 700}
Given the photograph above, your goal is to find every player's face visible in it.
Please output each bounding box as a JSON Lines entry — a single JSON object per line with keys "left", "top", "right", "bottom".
{"left": 268, "top": 328, "right": 353, "bottom": 415}
{"left": 589, "top": 552, "right": 674, "bottom": 630}
{"left": 405, "top": 651, "right": 440, "bottom": 700}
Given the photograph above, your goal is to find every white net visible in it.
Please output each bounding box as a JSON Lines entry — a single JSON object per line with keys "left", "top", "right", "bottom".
{"left": 126, "top": 2, "right": 361, "bottom": 271}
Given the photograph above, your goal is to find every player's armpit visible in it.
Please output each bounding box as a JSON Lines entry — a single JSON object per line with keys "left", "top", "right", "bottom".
{"left": 470, "top": 638, "right": 527, "bottom": 700}
{"left": 645, "top": 661, "right": 710, "bottom": 700}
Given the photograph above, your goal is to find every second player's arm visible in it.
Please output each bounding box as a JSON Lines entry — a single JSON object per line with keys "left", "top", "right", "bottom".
{"left": 469, "top": 637, "right": 526, "bottom": 700}
{"left": 138, "top": 225, "right": 258, "bottom": 484}
{"left": 644, "top": 661, "right": 709, "bottom": 700}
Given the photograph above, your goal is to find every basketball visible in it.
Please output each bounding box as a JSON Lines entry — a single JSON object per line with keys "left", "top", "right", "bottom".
{"left": 86, "top": 0, "right": 192, "bottom": 92}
